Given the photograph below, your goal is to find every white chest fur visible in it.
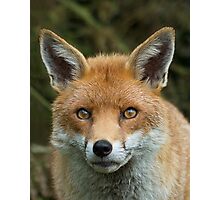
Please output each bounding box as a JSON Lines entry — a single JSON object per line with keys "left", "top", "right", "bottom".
{"left": 62, "top": 150, "right": 169, "bottom": 200}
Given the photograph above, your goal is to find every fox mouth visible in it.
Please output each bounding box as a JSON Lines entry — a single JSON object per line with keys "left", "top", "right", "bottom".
{"left": 88, "top": 152, "right": 133, "bottom": 173}
{"left": 91, "top": 161, "right": 119, "bottom": 168}
{"left": 89, "top": 160, "right": 121, "bottom": 173}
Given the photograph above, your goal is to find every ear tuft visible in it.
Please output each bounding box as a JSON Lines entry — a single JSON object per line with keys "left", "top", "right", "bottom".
{"left": 127, "top": 27, "right": 175, "bottom": 89}
{"left": 39, "top": 29, "right": 88, "bottom": 92}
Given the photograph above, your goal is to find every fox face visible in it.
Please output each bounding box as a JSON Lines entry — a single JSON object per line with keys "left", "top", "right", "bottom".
{"left": 40, "top": 27, "right": 175, "bottom": 173}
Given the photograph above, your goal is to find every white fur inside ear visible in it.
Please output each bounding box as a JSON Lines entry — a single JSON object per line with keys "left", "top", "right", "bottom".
{"left": 129, "top": 29, "right": 175, "bottom": 89}
{"left": 39, "top": 30, "right": 88, "bottom": 91}
{"left": 40, "top": 38, "right": 81, "bottom": 78}
{"left": 50, "top": 43, "right": 81, "bottom": 78}
{"left": 136, "top": 38, "right": 163, "bottom": 72}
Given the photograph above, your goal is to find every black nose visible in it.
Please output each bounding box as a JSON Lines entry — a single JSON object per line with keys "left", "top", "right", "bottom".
{"left": 93, "top": 140, "right": 112, "bottom": 158}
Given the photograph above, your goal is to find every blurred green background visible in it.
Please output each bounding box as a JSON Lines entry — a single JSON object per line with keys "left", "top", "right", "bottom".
{"left": 30, "top": 0, "right": 189, "bottom": 199}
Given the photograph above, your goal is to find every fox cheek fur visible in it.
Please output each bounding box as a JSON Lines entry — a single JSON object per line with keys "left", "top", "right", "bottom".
{"left": 39, "top": 27, "right": 189, "bottom": 200}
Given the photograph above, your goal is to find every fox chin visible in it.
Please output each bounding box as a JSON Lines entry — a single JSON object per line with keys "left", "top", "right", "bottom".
{"left": 39, "top": 27, "right": 190, "bottom": 200}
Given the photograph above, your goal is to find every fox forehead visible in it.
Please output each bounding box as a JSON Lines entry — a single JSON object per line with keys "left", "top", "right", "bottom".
{"left": 85, "top": 54, "right": 133, "bottom": 80}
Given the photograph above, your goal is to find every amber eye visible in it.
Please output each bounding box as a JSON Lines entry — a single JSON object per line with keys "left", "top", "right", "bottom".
{"left": 76, "top": 108, "right": 91, "bottom": 120}
{"left": 123, "top": 107, "right": 137, "bottom": 119}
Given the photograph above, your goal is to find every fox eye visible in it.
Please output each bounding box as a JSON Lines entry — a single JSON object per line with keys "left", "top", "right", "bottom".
{"left": 76, "top": 108, "right": 91, "bottom": 120}
{"left": 123, "top": 107, "right": 137, "bottom": 119}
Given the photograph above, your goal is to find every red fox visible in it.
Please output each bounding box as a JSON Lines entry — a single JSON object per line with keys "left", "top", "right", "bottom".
{"left": 39, "top": 27, "right": 189, "bottom": 200}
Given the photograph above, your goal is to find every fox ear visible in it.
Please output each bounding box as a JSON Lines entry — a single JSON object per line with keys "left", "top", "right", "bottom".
{"left": 127, "top": 27, "right": 175, "bottom": 89}
{"left": 39, "top": 29, "right": 88, "bottom": 92}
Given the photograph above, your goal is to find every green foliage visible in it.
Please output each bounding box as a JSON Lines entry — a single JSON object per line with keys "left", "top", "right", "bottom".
{"left": 31, "top": 1, "right": 189, "bottom": 198}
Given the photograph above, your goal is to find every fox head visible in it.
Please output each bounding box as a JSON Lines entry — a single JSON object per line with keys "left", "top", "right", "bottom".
{"left": 39, "top": 27, "right": 175, "bottom": 173}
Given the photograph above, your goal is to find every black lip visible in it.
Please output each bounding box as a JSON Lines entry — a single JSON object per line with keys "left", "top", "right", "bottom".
{"left": 91, "top": 161, "right": 118, "bottom": 167}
